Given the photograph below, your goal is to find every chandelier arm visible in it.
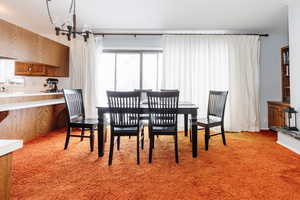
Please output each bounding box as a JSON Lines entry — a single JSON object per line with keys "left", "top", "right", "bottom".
{"left": 46, "top": 0, "right": 54, "bottom": 25}
{"left": 72, "top": 0, "right": 77, "bottom": 38}
{"left": 61, "top": 0, "right": 75, "bottom": 27}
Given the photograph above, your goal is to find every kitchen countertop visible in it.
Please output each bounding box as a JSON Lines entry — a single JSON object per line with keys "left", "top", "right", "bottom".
{"left": 0, "top": 91, "right": 63, "bottom": 98}
{"left": 0, "top": 139, "right": 23, "bottom": 156}
{"left": 0, "top": 98, "right": 65, "bottom": 112}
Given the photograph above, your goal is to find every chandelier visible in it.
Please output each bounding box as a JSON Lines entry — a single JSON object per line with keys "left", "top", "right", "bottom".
{"left": 46, "top": 0, "right": 91, "bottom": 42}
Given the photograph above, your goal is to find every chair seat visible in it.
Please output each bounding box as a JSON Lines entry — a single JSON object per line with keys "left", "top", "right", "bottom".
{"left": 70, "top": 118, "right": 98, "bottom": 128}
{"left": 197, "top": 117, "right": 222, "bottom": 128}
{"left": 113, "top": 123, "right": 144, "bottom": 134}
{"left": 151, "top": 126, "right": 177, "bottom": 134}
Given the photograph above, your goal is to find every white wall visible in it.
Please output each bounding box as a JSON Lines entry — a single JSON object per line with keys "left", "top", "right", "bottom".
{"left": 288, "top": 1, "right": 300, "bottom": 128}
{"left": 260, "top": 34, "right": 289, "bottom": 129}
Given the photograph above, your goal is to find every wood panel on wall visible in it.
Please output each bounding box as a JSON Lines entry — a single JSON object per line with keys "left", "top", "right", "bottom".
{"left": 0, "top": 104, "right": 67, "bottom": 142}
{"left": 0, "top": 95, "right": 67, "bottom": 142}
{"left": 0, "top": 153, "right": 12, "bottom": 200}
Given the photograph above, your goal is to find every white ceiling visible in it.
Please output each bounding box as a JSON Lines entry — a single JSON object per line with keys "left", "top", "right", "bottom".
{"left": 0, "top": 0, "right": 289, "bottom": 38}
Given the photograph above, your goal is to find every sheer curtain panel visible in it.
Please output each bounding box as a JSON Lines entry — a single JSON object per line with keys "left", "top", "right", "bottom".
{"left": 69, "top": 36, "right": 103, "bottom": 118}
{"left": 162, "top": 35, "right": 260, "bottom": 132}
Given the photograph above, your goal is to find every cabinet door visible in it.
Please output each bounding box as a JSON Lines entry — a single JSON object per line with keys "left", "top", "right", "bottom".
{"left": 15, "top": 62, "right": 46, "bottom": 76}
{"left": 16, "top": 28, "right": 39, "bottom": 62}
{"left": 0, "top": 19, "right": 17, "bottom": 58}
{"left": 39, "top": 37, "right": 53, "bottom": 66}
{"left": 15, "top": 62, "right": 31, "bottom": 76}
{"left": 268, "top": 104, "right": 288, "bottom": 128}
{"left": 30, "top": 64, "right": 47, "bottom": 76}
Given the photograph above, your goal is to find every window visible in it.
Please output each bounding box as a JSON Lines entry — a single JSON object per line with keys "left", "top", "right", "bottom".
{"left": 99, "top": 51, "right": 162, "bottom": 92}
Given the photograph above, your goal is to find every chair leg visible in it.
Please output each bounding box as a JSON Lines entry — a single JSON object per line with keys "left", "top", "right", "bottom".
{"left": 205, "top": 127, "right": 210, "bottom": 151}
{"left": 108, "top": 134, "right": 114, "bottom": 165}
{"left": 221, "top": 125, "right": 226, "bottom": 145}
{"left": 80, "top": 128, "right": 85, "bottom": 141}
{"left": 149, "top": 134, "right": 153, "bottom": 163}
{"left": 90, "top": 128, "right": 94, "bottom": 152}
{"left": 189, "top": 126, "right": 192, "bottom": 143}
{"left": 117, "top": 136, "right": 120, "bottom": 150}
{"left": 174, "top": 134, "right": 179, "bottom": 163}
{"left": 152, "top": 134, "right": 155, "bottom": 149}
{"left": 104, "top": 126, "right": 108, "bottom": 143}
{"left": 64, "top": 126, "right": 71, "bottom": 150}
{"left": 141, "top": 128, "right": 144, "bottom": 150}
{"left": 137, "top": 134, "right": 140, "bottom": 164}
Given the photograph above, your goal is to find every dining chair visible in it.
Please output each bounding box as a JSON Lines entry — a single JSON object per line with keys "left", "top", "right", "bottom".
{"left": 189, "top": 90, "right": 228, "bottom": 150}
{"left": 63, "top": 89, "right": 98, "bottom": 152}
{"left": 107, "top": 91, "right": 144, "bottom": 165}
{"left": 147, "top": 90, "right": 180, "bottom": 163}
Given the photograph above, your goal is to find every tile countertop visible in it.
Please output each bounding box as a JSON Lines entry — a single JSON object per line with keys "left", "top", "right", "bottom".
{"left": 0, "top": 140, "right": 23, "bottom": 156}
{"left": 0, "top": 98, "right": 65, "bottom": 112}
{"left": 0, "top": 91, "right": 63, "bottom": 98}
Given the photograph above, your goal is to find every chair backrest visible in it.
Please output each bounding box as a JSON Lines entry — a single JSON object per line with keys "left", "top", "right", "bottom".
{"left": 147, "top": 91, "right": 179, "bottom": 127}
{"left": 207, "top": 91, "right": 228, "bottom": 120}
{"left": 134, "top": 89, "right": 152, "bottom": 102}
{"left": 63, "top": 89, "right": 85, "bottom": 122}
{"left": 107, "top": 91, "right": 141, "bottom": 128}
{"left": 160, "top": 89, "right": 179, "bottom": 92}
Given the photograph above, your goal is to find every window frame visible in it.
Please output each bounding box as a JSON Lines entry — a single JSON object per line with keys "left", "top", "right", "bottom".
{"left": 102, "top": 49, "right": 163, "bottom": 90}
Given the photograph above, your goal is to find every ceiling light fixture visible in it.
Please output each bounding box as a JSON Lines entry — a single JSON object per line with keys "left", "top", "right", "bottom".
{"left": 45, "top": 0, "right": 91, "bottom": 42}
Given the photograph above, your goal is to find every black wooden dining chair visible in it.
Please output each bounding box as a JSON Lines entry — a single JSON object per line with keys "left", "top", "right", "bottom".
{"left": 190, "top": 91, "right": 228, "bottom": 150}
{"left": 107, "top": 91, "right": 144, "bottom": 165}
{"left": 147, "top": 91, "right": 180, "bottom": 163}
{"left": 63, "top": 89, "right": 98, "bottom": 152}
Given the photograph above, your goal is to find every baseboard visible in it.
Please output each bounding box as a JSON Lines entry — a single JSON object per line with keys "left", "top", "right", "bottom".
{"left": 277, "top": 132, "right": 300, "bottom": 155}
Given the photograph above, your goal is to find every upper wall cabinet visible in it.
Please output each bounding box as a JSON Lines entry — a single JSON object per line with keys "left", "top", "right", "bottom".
{"left": 0, "top": 19, "right": 69, "bottom": 77}
{"left": 38, "top": 36, "right": 69, "bottom": 68}
{"left": 15, "top": 27, "right": 39, "bottom": 62}
{"left": 0, "top": 20, "right": 17, "bottom": 58}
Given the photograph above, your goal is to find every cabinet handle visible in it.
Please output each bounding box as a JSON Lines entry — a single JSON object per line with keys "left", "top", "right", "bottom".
{"left": 28, "top": 65, "right": 32, "bottom": 72}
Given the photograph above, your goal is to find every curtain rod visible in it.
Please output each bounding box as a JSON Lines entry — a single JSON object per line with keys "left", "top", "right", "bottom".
{"left": 94, "top": 33, "right": 269, "bottom": 37}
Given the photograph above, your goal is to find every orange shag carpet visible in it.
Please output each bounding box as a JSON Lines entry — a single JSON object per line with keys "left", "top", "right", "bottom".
{"left": 11, "top": 129, "right": 300, "bottom": 200}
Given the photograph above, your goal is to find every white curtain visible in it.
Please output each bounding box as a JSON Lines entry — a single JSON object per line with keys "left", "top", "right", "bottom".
{"left": 69, "top": 36, "right": 103, "bottom": 118}
{"left": 162, "top": 35, "right": 260, "bottom": 132}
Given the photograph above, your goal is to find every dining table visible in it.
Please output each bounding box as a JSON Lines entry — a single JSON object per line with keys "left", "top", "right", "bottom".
{"left": 96, "top": 102, "right": 199, "bottom": 157}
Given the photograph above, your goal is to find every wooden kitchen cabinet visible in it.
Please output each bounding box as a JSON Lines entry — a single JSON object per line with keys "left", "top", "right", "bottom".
{"left": 15, "top": 62, "right": 47, "bottom": 76}
{"left": 267, "top": 101, "right": 290, "bottom": 129}
{"left": 38, "top": 36, "right": 69, "bottom": 68}
{"left": 0, "top": 19, "right": 69, "bottom": 77}
{"left": 0, "top": 19, "right": 17, "bottom": 59}
{"left": 15, "top": 62, "right": 68, "bottom": 77}
{"left": 15, "top": 27, "right": 39, "bottom": 62}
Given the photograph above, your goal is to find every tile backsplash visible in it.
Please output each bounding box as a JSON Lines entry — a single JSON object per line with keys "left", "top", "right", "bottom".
{"left": 0, "top": 59, "right": 70, "bottom": 93}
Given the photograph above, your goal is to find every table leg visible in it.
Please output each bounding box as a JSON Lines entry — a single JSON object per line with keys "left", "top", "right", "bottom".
{"left": 184, "top": 114, "right": 188, "bottom": 137}
{"left": 191, "top": 112, "right": 198, "bottom": 157}
{"left": 98, "top": 111, "right": 105, "bottom": 157}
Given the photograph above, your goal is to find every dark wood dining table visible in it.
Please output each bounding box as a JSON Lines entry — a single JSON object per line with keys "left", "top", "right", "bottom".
{"left": 96, "top": 102, "right": 199, "bottom": 157}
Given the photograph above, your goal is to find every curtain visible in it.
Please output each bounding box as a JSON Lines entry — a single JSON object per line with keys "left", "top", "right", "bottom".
{"left": 69, "top": 36, "right": 103, "bottom": 118}
{"left": 162, "top": 35, "right": 260, "bottom": 132}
